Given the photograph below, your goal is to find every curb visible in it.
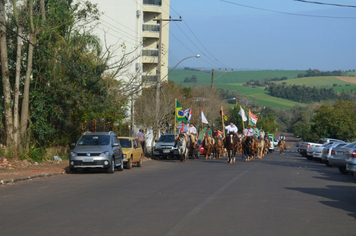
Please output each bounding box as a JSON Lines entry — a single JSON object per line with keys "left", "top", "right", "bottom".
{"left": 0, "top": 171, "right": 66, "bottom": 186}
{"left": 0, "top": 158, "right": 152, "bottom": 186}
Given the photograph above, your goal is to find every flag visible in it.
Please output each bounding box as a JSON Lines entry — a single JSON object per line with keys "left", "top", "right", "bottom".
{"left": 200, "top": 108, "right": 209, "bottom": 124}
{"left": 184, "top": 108, "right": 191, "bottom": 122}
{"left": 249, "top": 109, "right": 258, "bottom": 125}
{"left": 219, "top": 110, "right": 228, "bottom": 121}
{"left": 238, "top": 106, "right": 247, "bottom": 122}
{"left": 176, "top": 100, "right": 185, "bottom": 121}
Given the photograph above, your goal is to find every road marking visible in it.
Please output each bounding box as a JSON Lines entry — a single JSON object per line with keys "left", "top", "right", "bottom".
{"left": 165, "top": 162, "right": 260, "bottom": 236}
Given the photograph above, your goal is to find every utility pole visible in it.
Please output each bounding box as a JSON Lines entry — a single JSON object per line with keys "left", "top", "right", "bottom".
{"left": 154, "top": 16, "right": 182, "bottom": 136}
{"left": 210, "top": 68, "right": 233, "bottom": 90}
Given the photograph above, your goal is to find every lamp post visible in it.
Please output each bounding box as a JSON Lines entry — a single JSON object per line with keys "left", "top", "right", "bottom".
{"left": 154, "top": 55, "right": 200, "bottom": 138}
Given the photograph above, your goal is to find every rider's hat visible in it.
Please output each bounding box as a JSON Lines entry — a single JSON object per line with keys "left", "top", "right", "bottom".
{"left": 247, "top": 125, "right": 251, "bottom": 128}
{"left": 230, "top": 120, "right": 234, "bottom": 124}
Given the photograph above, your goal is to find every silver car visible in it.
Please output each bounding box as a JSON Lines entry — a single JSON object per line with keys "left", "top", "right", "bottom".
{"left": 321, "top": 142, "right": 347, "bottom": 167}
{"left": 70, "top": 131, "right": 124, "bottom": 173}
{"left": 153, "top": 134, "right": 179, "bottom": 159}
{"left": 346, "top": 147, "right": 356, "bottom": 176}
{"left": 329, "top": 141, "right": 356, "bottom": 174}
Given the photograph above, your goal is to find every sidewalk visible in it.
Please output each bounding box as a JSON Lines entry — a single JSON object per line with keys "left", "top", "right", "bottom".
{"left": 0, "top": 158, "right": 68, "bottom": 186}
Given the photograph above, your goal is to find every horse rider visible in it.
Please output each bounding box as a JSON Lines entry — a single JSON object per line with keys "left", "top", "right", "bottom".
{"left": 224, "top": 121, "right": 238, "bottom": 145}
{"left": 245, "top": 125, "right": 253, "bottom": 136}
{"left": 174, "top": 120, "right": 188, "bottom": 147}
{"left": 212, "top": 127, "right": 223, "bottom": 138}
{"left": 259, "top": 127, "right": 265, "bottom": 141}
{"left": 203, "top": 125, "right": 212, "bottom": 137}
{"left": 278, "top": 133, "right": 286, "bottom": 146}
{"left": 188, "top": 123, "right": 197, "bottom": 146}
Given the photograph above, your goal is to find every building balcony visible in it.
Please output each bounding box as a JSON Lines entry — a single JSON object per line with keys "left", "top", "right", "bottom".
{"left": 142, "top": 49, "right": 159, "bottom": 63}
{"left": 142, "top": 74, "right": 158, "bottom": 83}
{"left": 142, "top": 23, "right": 159, "bottom": 32}
{"left": 143, "top": 0, "right": 162, "bottom": 6}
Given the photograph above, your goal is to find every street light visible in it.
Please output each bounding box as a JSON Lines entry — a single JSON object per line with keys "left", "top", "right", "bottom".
{"left": 154, "top": 54, "right": 200, "bottom": 141}
{"left": 161, "top": 54, "right": 200, "bottom": 81}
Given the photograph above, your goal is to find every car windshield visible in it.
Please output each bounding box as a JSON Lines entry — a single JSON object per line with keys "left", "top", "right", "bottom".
{"left": 343, "top": 142, "right": 356, "bottom": 148}
{"left": 119, "top": 139, "right": 132, "bottom": 148}
{"left": 77, "top": 135, "right": 110, "bottom": 146}
{"left": 158, "top": 135, "right": 174, "bottom": 142}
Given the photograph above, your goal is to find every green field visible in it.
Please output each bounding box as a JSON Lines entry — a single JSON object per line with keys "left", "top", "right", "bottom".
{"left": 168, "top": 69, "right": 355, "bottom": 110}
{"left": 168, "top": 69, "right": 304, "bottom": 85}
{"left": 274, "top": 76, "right": 351, "bottom": 87}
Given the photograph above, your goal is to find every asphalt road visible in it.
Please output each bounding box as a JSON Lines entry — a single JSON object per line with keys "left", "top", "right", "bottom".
{"left": 1, "top": 152, "right": 356, "bottom": 236}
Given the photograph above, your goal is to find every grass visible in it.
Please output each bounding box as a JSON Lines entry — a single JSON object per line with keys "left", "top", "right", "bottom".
{"left": 274, "top": 76, "right": 351, "bottom": 87}
{"left": 168, "top": 69, "right": 355, "bottom": 110}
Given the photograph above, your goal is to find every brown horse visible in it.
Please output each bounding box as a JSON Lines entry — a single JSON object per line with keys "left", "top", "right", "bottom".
{"left": 264, "top": 137, "right": 271, "bottom": 154}
{"left": 224, "top": 134, "right": 237, "bottom": 164}
{"left": 278, "top": 140, "right": 286, "bottom": 155}
{"left": 187, "top": 134, "right": 197, "bottom": 160}
{"left": 241, "top": 136, "right": 257, "bottom": 161}
{"left": 202, "top": 135, "right": 214, "bottom": 160}
{"left": 213, "top": 136, "right": 224, "bottom": 159}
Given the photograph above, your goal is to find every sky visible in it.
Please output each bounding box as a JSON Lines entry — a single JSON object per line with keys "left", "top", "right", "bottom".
{"left": 168, "top": 0, "right": 356, "bottom": 71}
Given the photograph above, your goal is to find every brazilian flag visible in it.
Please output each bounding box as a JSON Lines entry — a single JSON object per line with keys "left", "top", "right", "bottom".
{"left": 176, "top": 100, "right": 186, "bottom": 121}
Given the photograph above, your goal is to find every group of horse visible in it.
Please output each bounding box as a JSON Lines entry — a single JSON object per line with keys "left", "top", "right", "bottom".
{"left": 176, "top": 132, "right": 286, "bottom": 164}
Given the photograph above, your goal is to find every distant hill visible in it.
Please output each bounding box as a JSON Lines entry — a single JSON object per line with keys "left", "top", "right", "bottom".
{"left": 168, "top": 69, "right": 356, "bottom": 110}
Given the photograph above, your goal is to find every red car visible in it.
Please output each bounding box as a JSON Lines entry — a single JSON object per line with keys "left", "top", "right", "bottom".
{"left": 198, "top": 139, "right": 206, "bottom": 155}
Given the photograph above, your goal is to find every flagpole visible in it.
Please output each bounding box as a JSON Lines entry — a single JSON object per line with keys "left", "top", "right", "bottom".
{"left": 241, "top": 106, "right": 245, "bottom": 135}
{"left": 174, "top": 98, "right": 177, "bottom": 136}
{"left": 221, "top": 106, "right": 224, "bottom": 136}
{"left": 201, "top": 108, "right": 203, "bottom": 138}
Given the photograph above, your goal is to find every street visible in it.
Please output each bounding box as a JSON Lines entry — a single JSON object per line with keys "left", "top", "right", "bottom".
{"left": 1, "top": 152, "right": 356, "bottom": 236}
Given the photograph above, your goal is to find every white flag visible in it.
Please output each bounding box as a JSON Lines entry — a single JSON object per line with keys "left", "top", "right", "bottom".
{"left": 238, "top": 106, "right": 247, "bottom": 122}
{"left": 200, "top": 108, "right": 209, "bottom": 124}
{"left": 184, "top": 108, "right": 190, "bottom": 121}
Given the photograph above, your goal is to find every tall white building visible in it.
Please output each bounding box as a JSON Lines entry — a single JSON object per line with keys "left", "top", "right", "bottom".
{"left": 91, "top": 0, "right": 170, "bottom": 85}
{"left": 90, "top": 0, "right": 170, "bottom": 137}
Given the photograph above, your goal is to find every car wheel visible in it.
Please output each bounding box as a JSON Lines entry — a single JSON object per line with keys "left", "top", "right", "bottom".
{"left": 137, "top": 158, "right": 143, "bottom": 167}
{"left": 117, "top": 159, "right": 124, "bottom": 171}
{"left": 325, "top": 161, "right": 332, "bottom": 167}
{"left": 70, "top": 167, "right": 77, "bottom": 174}
{"left": 126, "top": 158, "right": 132, "bottom": 169}
{"left": 107, "top": 159, "right": 115, "bottom": 174}
{"left": 338, "top": 167, "right": 348, "bottom": 175}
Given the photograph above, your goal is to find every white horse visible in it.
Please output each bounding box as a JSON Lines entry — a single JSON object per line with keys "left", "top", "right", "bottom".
{"left": 177, "top": 133, "right": 189, "bottom": 163}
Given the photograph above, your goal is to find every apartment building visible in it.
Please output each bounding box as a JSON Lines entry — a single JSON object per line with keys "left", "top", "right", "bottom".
{"left": 92, "top": 0, "right": 170, "bottom": 85}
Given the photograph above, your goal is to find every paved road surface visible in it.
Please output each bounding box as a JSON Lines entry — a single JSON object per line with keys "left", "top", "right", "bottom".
{"left": 1, "top": 152, "right": 356, "bottom": 236}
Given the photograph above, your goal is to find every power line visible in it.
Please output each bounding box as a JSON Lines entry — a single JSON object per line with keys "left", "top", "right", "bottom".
{"left": 295, "top": 0, "right": 356, "bottom": 8}
{"left": 220, "top": 0, "right": 356, "bottom": 19}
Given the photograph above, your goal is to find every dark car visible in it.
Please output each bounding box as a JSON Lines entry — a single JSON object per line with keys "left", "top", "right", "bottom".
{"left": 153, "top": 134, "right": 179, "bottom": 159}
{"left": 70, "top": 131, "right": 124, "bottom": 173}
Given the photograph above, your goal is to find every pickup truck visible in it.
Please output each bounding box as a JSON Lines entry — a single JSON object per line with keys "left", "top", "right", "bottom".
{"left": 298, "top": 138, "right": 341, "bottom": 160}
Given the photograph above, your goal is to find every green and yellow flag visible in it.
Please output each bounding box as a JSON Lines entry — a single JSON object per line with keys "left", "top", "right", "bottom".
{"left": 176, "top": 100, "right": 186, "bottom": 121}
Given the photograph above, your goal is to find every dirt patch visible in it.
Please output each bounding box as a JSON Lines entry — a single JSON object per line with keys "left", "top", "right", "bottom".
{"left": 336, "top": 76, "right": 356, "bottom": 84}
{"left": 0, "top": 158, "right": 68, "bottom": 184}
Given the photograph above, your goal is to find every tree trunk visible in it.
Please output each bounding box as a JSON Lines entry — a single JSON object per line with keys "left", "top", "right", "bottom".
{"left": 0, "top": 0, "right": 14, "bottom": 147}
{"left": 20, "top": 33, "right": 34, "bottom": 146}
{"left": 13, "top": 3, "right": 23, "bottom": 151}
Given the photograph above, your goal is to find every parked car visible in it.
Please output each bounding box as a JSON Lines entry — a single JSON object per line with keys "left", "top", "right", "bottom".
{"left": 118, "top": 137, "right": 143, "bottom": 169}
{"left": 329, "top": 141, "right": 356, "bottom": 174}
{"left": 313, "top": 143, "right": 333, "bottom": 160}
{"left": 153, "top": 134, "right": 179, "bottom": 159}
{"left": 321, "top": 142, "right": 347, "bottom": 167}
{"left": 299, "top": 138, "right": 341, "bottom": 160}
{"left": 70, "top": 131, "right": 124, "bottom": 173}
{"left": 198, "top": 139, "right": 206, "bottom": 156}
{"left": 346, "top": 148, "right": 356, "bottom": 176}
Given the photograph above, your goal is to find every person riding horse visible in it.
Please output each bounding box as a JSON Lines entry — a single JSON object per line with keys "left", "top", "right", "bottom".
{"left": 224, "top": 121, "right": 238, "bottom": 146}
{"left": 244, "top": 125, "right": 253, "bottom": 136}
{"left": 174, "top": 120, "right": 188, "bottom": 147}
{"left": 278, "top": 133, "right": 286, "bottom": 146}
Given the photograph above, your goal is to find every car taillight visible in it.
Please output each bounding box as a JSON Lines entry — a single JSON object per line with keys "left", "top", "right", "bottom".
{"left": 327, "top": 149, "right": 329, "bottom": 153}
{"left": 307, "top": 143, "right": 310, "bottom": 150}
{"left": 353, "top": 150, "right": 356, "bottom": 158}
{"left": 331, "top": 150, "right": 335, "bottom": 155}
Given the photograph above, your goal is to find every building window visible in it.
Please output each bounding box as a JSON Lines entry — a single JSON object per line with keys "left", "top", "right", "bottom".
{"left": 143, "top": 0, "right": 162, "bottom": 6}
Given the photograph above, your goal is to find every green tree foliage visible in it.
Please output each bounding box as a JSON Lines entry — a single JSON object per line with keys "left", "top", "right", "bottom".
{"left": 257, "top": 114, "right": 278, "bottom": 133}
{"left": 313, "top": 101, "right": 356, "bottom": 141}
{"left": 297, "top": 69, "right": 343, "bottom": 78}
{"left": 266, "top": 84, "right": 338, "bottom": 103}
{"left": 183, "top": 74, "right": 198, "bottom": 83}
